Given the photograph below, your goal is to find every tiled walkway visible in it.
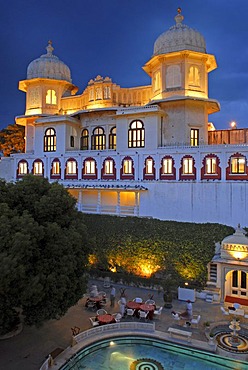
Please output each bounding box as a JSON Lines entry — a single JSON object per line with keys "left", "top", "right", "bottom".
{"left": 0, "top": 279, "right": 248, "bottom": 369}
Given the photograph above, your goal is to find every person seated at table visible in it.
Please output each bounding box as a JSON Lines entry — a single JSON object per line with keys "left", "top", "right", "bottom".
{"left": 171, "top": 311, "right": 180, "bottom": 320}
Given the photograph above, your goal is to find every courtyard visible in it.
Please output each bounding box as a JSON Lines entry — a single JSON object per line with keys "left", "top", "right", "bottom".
{"left": 1, "top": 279, "right": 248, "bottom": 370}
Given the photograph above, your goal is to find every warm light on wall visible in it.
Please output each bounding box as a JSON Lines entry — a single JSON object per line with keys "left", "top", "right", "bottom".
{"left": 229, "top": 251, "right": 246, "bottom": 260}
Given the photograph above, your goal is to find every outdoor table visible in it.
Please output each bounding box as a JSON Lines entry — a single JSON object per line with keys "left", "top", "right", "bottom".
{"left": 97, "top": 314, "right": 115, "bottom": 325}
{"left": 89, "top": 296, "right": 103, "bottom": 309}
{"left": 126, "top": 301, "right": 141, "bottom": 317}
{"left": 140, "top": 303, "right": 155, "bottom": 320}
{"left": 126, "top": 301, "right": 141, "bottom": 310}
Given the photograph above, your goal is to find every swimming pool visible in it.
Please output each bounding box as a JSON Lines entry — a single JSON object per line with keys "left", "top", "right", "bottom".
{"left": 61, "top": 336, "right": 247, "bottom": 370}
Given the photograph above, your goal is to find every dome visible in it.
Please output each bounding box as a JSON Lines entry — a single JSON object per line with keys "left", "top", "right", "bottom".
{"left": 153, "top": 8, "right": 206, "bottom": 55}
{"left": 27, "top": 41, "right": 72, "bottom": 83}
{"left": 222, "top": 225, "right": 248, "bottom": 247}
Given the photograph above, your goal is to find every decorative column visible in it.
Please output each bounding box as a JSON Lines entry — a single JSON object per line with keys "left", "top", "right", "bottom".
{"left": 116, "top": 191, "right": 121, "bottom": 215}
{"left": 78, "top": 189, "right": 82, "bottom": 212}
{"left": 97, "top": 190, "right": 101, "bottom": 213}
{"left": 134, "top": 191, "right": 139, "bottom": 216}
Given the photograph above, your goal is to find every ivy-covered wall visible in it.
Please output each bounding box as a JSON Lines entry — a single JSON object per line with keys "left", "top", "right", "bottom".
{"left": 82, "top": 214, "right": 234, "bottom": 289}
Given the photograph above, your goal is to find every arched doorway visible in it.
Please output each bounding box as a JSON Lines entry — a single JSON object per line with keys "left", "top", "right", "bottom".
{"left": 225, "top": 269, "right": 248, "bottom": 298}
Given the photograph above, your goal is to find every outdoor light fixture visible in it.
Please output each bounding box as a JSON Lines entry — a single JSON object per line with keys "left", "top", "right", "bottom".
{"left": 230, "top": 121, "right": 237, "bottom": 129}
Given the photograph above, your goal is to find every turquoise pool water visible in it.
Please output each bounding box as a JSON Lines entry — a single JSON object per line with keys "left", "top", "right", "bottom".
{"left": 61, "top": 336, "right": 247, "bottom": 370}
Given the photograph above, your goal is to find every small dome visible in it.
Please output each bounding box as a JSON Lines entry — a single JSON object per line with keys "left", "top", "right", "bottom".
{"left": 222, "top": 225, "right": 248, "bottom": 247}
{"left": 153, "top": 8, "right": 206, "bottom": 55}
{"left": 27, "top": 41, "right": 72, "bottom": 82}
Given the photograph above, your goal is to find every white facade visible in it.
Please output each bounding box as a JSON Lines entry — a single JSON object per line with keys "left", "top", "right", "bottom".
{"left": 1, "top": 9, "right": 248, "bottom": 227}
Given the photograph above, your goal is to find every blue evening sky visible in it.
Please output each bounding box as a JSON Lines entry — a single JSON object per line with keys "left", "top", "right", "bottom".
{"left": 1, "top": 0, "right": 248, "bottom": 130}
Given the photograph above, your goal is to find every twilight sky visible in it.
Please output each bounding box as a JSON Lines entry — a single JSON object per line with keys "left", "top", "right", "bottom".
{"left": 1, "top": 0, "right": 248, "bottom": 130}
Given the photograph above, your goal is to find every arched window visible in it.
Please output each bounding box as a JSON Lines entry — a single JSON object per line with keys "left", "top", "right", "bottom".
{"left": 66, "top": 159, "right": 77, "bottom": 175}
{"left": 91, "top": 127, "right": 106, "bottom": 150}
{"left": 143, "top": 156, "right": 155, "bottom": 180}
{"left": 104, "top": 86, "right": 111, "bottom": 99}
{"left": 188, "top": 66, "right": 200, "bottom": 87}
{"left": 101, "top": 157, "right": 116, "bottom": 180}
{"left": 166, "top": 65, "right": 181, "bottom": 88}
{"left": 17, "top": 160, "right": 28, "bottom": 178}
{"left": 128, "top": 120, "right": 145, "bottom": 148}
{"left": 179, "top": 155, "right": 196, "bottom": 180}
{"left": 32, "top": 159, "right": 43, "bottom": 176}
{"left": 160, "top": 156, "right": 176, "bottom": 180}
{"left": 44, "top": 128, "right": 56, "bottom": 152}
{"left": 120, "top": 156, "right": 134, "bottom": 180}
{"left": 226, "top": 153, "right": 248, "bottom": 180}
{"left": 82, "top": 157, "right": 97, "bottom": 179}
{"left": 46, "top": 89, "right": 57, "bottom": 105}
{"left": 201, "top": 154, "right": 221, "bottom": 180}
{"left": 65, "top": 158, "right": 78, "bottom": 179}
{"left": 81, "top": 129, "right": 89, "bottom": 150}
{"left": 109, "top": 127, "right": 116, "bottom": 150}
{"left": 50, "top": 158, "right": 61, "bottom": 179}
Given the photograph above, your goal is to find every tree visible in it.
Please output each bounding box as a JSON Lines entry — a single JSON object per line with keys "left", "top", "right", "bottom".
{"left": 0, "top": 175, "right": 89, "bottom": 333}
{"left": 0, "top": 123, "right": 25, "bottom": 156}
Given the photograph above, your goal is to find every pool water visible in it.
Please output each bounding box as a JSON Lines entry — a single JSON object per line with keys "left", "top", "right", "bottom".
{"left": 61, "top": 336, "right": 247, "bottom": 370}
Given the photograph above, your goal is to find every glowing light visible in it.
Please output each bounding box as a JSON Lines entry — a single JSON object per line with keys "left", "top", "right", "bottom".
{"left": 229, "top": 251, "right": 246, "bottom": 260}
{"left": 88, "top": 254, "right": 97, "bottom": 265}
{"left": 185, "top": 282, "right": 189, "bottom": 286}
{"left": 109, "top": 341, "right": 115, "bottom": 346}
{"left": 230, "top": 121, "right": 237, "bottom": 129}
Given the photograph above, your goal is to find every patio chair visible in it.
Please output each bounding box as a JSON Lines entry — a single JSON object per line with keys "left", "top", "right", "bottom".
{"left": 96, "top": 309, "right": 107, "bottom": 315}
{"left": 112, "top": 313, "right": 122, "bottom": 322}
{"left": 220, "top": 306, "right": 229, "bottom": 315}
{"left": 171, "top": 312, "right": 180, "bottom": 321}
{"left": 89, "top": 317, "right": 99, "bottom": 327}
{"left": 126, "top": 308, "right": 135, "bottom": 319}
{"left": 133, "top": 297, "right": 143, "bottom": 303}
{"left": 153, "top": 306, "right": 163, "bottom": 318}
{"left": 190, "top": 314, "right": 201, "bottom": 328}
{"left": 145, "top": 299, "right": 155, "bottom": 305}
{"left": 87, "top": 301, "right": 96, "bottom": 310}
{"left": 98, "top": 291, "right": 107, "bottom": 298}
{"left": 139, "top": 310, "right": 148, "bottom": 321}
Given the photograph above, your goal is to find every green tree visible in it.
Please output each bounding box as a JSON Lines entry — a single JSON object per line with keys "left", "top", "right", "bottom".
{"left": 0, "top": 175, "right": 89, "bottom": 333}
{"left": 0, "top": 123, "right": 25, "bottom": 156}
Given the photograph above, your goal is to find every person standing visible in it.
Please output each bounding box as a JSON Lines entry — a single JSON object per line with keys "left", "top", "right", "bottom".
{"left": 110, "top": 285, "right": 116, "bottom": 307}
{"left": 186, "top": 300, "right": 193, "bottom": 319}
{"left": 119, "top": 293, "right": 127, "bottom": 317}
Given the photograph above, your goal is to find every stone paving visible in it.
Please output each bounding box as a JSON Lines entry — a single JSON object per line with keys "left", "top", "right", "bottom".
{"left": 0, "top": 279, "right": 248, "bottom": 369}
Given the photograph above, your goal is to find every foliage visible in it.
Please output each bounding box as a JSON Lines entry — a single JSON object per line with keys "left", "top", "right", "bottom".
{"left": 82, "top": 214, "right": 233, "bottom": 290}
{"left": 0, "top": 124, "right": 25, "bottom": 156}
{"left": 0, "top": 175, "right": 89, "bottom": 333}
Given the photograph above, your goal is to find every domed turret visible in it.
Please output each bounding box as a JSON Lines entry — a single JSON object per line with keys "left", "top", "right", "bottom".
{"left": 153, "top": 8, "right": 206, "bottom": 55}
{"left": 27, "top": 41, "right": 72, "bottom": 82}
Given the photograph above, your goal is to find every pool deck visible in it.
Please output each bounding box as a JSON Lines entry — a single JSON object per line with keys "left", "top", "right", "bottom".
{"left": 0, "top": 279, "right": 248, "bottom": 369}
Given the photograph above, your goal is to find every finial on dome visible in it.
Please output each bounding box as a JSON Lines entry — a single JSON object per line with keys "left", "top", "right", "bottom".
{"left": 175, "top": 7, "right": 184, "bottom": 25}
{"left": 46, "top": 40, "right": 54, "bottom": 56}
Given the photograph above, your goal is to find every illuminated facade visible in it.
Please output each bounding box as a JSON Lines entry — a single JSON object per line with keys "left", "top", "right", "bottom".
{"left": 207, "top": 226, "right": 248, "bottom": 303}
{"left": 1, "top": 9, "right": 248, "bottom": 227}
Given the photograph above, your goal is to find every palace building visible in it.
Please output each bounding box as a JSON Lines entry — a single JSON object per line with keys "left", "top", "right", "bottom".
{"left": 1, "top": 9, "right": 248, "bottom": 227}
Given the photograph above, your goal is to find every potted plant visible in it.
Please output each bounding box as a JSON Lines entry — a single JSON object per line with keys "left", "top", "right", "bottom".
{"left": 204, "top": 321, "right": 210, "bottom": 332}
{"left": 208, "top": 332, "right": 215, "bottom": 346}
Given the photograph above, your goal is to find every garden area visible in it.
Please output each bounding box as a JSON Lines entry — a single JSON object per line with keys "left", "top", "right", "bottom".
{"left": 82, "top": 213, "right": 234, "bottom": 292}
